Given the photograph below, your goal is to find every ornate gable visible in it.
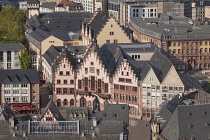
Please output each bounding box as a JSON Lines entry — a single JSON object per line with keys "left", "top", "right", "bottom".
{"left": 113, "top": 60, "right": 138, "bottom": 86}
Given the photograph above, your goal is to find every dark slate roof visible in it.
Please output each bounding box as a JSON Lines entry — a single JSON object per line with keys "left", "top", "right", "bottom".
{"left": 65, "top": 107, "right": 89, "bottom": 121}
{"left": 0, "top": 43, "right": 25, "bottom": 51}
{"left": 161, "top": 104, "right": 210, "bottom": 140}
{"left": 94, "top": 103, "right": 129, "bottom": 126}
{"left": 40, "top": 99, "right": 65, "bottom": 121}
{"left": 40, "top": 2, "right": 56, "bottom": 9}
{"left": 48, "top": 30, "right": 81, "bottom": 41}
{"left": 0, "top": 121, "right": 10, "bottom": 136}
{"left": 0, "top": 69, "right": 40, "bottom": 84}
{"left": 68, "top": 45, "right": 88, "bottom": 54}
{"left": 37, "top": 12, "right": 93, "bottom": 31}
{"left": 96, "top": 121, "right": 124, "bottom": 134}
{"left": 27, "top": 0, "right": 40, "bottom": 4}
{"left": 28, "top": 28, "right": 51, "bottom": 42}
{"left": 2, "top": 102, "right": 16, "bottom": 121}
{"left": 88, "top": 11, "right": 109, "bottom": 36}
{"left": 100, "top": 43, "right": 172, "bottom": 82}
{"left": 42, "top": 46, "right": 76, "bottom": 73}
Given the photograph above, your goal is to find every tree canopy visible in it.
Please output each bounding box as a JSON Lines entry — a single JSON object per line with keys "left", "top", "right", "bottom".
{"left": 18, "top": 48, "right": 33, "bottom": 69}
{"left": 0, "top": 6, "right": 26, "bottom": 44}
{"left": 202, "top": 79, "right": 210, "bottom": 94}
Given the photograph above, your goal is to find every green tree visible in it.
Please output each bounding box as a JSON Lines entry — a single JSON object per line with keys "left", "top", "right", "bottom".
{"left": 18, "top": 48, "right": 33, "bottom": 69}
{"left": 202, "top": 79, "right": 210, "bottom": 93}
{"left": 0, "top": 6, "right": 26, "bottom": 44}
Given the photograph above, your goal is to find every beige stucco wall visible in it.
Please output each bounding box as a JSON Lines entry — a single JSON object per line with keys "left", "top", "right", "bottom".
{"left": 161, "top": 66, "right": 184, "bottom": 87}
{"left": 205, "top": 6, "right": 210, "bottom": 19}
{"left": 41, "top": 35, "right": 64, "bottom": 55}
{"left": 97, "top": 18, "right": 132, "bottom": 47}
{"left": 143, "top": 69, "right": 161, "bottom": 84}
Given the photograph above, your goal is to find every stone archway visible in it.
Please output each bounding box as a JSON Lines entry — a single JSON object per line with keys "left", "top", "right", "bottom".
{"left": 93, "top": 98, "right": 100, "bottom": 111}
{"left": 70, "top": 99, "right": 74, "bottom": 107}
{"left": 57, "top": 99, "right": 61, "bottom": 107}
{"left": 80, "top": 97, "right": 86, "bottom": 107}
{"left": 63, "top": 99, "right": 68, "bottom": 106}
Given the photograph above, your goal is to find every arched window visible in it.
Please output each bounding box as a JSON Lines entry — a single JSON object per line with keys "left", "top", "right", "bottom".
{"left": 80, "top": 97, "right": 86, "bottom": 107}
{"left": 70, "top": 99, "right": 74, "bottom": 107}
{"left": 93, "top": 98, "right": 100, "bottom": 111}
{"left": 57, "top": 99, "right": 61, "bottom": 107}
{"left": 63, "top": 99, "right": 68, "bottom": 106}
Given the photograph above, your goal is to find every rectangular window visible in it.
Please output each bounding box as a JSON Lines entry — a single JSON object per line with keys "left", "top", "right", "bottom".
{"left": 84, "top": 77, "right": 88, "bottom": 86}
{"left": 0, "top": 51, "right": 3, "bottom": 62}
{"left": 114, "top": 39, "right": 118, "bottom": 43}
{"left": 4, "top": 84, "right": 10, "bottom": 88}
{"left": 126, "top": 86, "right": 131, "bottom": 91}
{"left": 66, "top": 71, "right": 70, "bottom": 75}
{"left": 13, "top": 84, "right": 19, "bottom": 88}
{"left": 64, "top": 80, "right": 67, "bottom": 84}
{"left": 63, "top": 88, "right": 67, "bottom": 94}
{"left": 105, "top": 83, "right": 108, "bottom": 92}
{"left": 70, "top": 80, "right": 74, "bottom": 84}
{"left": 120, "top": 85, "right": 125, "bottom": 90}
{"left": 91, "top": 76, "right": 95, "bottom": 91}
{"left": 21, "top": 89, "right": 28, "bottom": 94}
{"left": 57, "top": 80, "right": 61, "bottom": 84}
{"left": 7, "top": 51, "right": 11, "bottom": 62}
{"left": 126, "top": 79, "right": 131, "bottom": 83}
{"left": 132, "top": 87, "right": 137, "bottom": 91}
{"left": 78, "top": 80, "right": 82, "bottom": 89}
{"left": 119, "top": 78, "right": 125, "bottom": 82}
{"left": 4, "top": 90, "right": 10, "bottom": 94}
{"left": 110, "top": 32, "right": 114, "bottom": 35}
{"left": 106, "top": 40, "right": 110, "bottom": 43}
{"left": 114, "top": 84, "right": 119, "bottom": 89}
{"left": 21, "top": 84, "right": 27, "bottom": 87}
{"left": 56, "top": 88, "right": 61, "bottom": 94}
{"left": 70, "top": 88, "right": 74, "bottom": 94}
{"left": 59, "top": 71, "right": 63, "bottom": 75}
{"left": 13, "top": 90, "right": 19, "bottom": 94}
{"left": 98, "top": 79, "right": 101, "bottom": 88}
{"left": 22, "top": 96, "right": 28, "bottom": 102}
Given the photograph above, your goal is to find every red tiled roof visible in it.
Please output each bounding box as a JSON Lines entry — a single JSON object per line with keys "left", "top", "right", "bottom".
{"left": 59, "top": 0, "right": 72, "bottom": 6}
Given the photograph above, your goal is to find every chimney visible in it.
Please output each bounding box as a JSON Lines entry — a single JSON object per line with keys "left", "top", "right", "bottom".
{"left": 81, "top": 131, "right": 85, "bottom": 137}
{"left": 23, "top": 131, "right": 26, "bottom": 137}
{"left": 10, "top": 118, "right": 15, "bottom": 128}
{"left": 92, "top": 117, "right": 97, "bottom": 127}
{"left": 92, "top": 131, "right": 95, "bottom": 137}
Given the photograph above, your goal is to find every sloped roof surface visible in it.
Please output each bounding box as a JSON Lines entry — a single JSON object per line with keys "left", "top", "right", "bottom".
{"left": 88, "top": 11, "right": 109, "bottom": 36}
{"left": 0, "top": 43, "right": 24, "bottom": 51}
{"left": 40, "top": 99, "right": 64, "bottom": 121}
{"left": 0, "top": 69, "right": 39, "bottom": 84}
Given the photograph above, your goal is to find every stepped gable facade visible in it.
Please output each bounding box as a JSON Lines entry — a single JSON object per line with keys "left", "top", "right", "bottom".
{"left": 42, "top": 42, "right": 184, "bottom": 120}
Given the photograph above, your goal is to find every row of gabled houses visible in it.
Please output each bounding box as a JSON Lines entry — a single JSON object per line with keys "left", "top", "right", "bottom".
{"left": 41, "top": 40, "right": 184, "bottom": 120}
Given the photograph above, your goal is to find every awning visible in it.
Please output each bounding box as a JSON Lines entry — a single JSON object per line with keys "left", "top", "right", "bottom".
{"left": 22, "top": 106, "right": 34, "bottom": 110}
{"left": 12, "top": 107, "right": 22, "bottom": 111}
